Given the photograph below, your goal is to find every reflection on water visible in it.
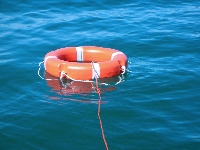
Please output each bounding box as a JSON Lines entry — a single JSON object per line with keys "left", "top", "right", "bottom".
{"left": 45, "top": 73, "right": 118, "bottom": 103}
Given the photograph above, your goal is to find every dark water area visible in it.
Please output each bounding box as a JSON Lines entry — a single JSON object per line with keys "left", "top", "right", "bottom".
{"left": 0, "top": 0, "right": 200, "bottom": 149}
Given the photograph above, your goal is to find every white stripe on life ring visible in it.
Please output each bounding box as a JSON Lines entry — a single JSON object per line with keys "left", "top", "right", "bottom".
{"left": 44, "top": 56, "right": 57, "bottom": 70}
{"left": 111, "top": 52, "right": 124, "bottom": 60}
{"left": 76, "top": 47, "right": 84, "bottom": 62}
{"left": 92, "top": 63, "right": 100, "bottom": 79}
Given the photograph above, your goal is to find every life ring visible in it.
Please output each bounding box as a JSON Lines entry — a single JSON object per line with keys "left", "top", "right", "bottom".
{"left": 44, "top": 46, "right": 128, "bottom": 80}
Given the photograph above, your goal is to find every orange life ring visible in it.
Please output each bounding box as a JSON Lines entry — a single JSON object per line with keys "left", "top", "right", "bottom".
{"left": 44, "top": 46, "right": 128, "bottom": 80}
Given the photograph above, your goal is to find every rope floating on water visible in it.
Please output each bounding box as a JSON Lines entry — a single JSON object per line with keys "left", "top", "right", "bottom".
{"left": 38, "top": 60, "right": 131, "bottom": 150}
{"left": 91, "top": 77, "right": 109, "bottom": 150}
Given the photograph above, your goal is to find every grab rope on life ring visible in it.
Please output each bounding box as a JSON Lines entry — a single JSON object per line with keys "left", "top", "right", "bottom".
{"left": 44, "top": 46, "right": 128, "bottom": 81}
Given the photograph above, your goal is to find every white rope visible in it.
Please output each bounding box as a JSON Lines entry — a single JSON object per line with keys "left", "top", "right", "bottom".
{"left": 38, "top": 61, "right": 59, "bottom": 81}
{"left": 59, "top": 70, "right": 124, "bottom": 87}
{"left": 91, "top": 61, "right": 100, "bottom": 79}
{"left": 59, "top": 71, "right": 93, "bottom": 83}
{"left": 115, "top": 76, "right": 123, "bottom": 85}
{"left": 100, "top": 83, "right": 109, "bottom": 86}
{"left": 121, "top": 66, "right": 133, "bottom": 74}
{"left": 121, "top": 66, "right": 126, "bottom": 75}
{"left": 38, "top": 61, "right": 45, "bottom": 79}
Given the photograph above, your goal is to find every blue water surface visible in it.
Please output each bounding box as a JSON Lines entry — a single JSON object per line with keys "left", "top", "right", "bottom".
{"left": 0, "top": 0, "right": 200, "bottom": 149}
